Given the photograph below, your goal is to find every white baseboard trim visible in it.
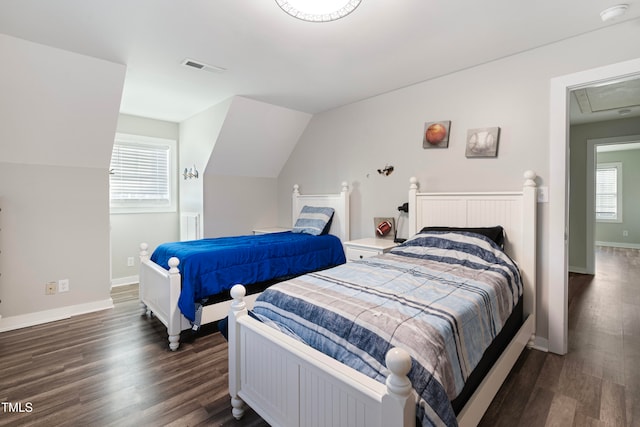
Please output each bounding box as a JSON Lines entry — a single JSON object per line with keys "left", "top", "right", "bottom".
{"left": 111, "top": 275, "right": 139, "bottom": 288}
{"left": 596, "top": 241, "right": 640, "bottom": 249}
{"left": 530, "top": 336, "right": 549, "bottom": 353}
{"left": 0, "top": 298, "right": 114, "bottom": 333}
{"left": 569, "top": 265, "right": 589, "bottom": 274}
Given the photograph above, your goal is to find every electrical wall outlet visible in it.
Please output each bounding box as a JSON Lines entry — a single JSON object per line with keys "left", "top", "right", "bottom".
{"left": 58, "top": 279, "right": 70, "bottom": 293}
{"left": 537, "top": 186, "right": 549, "bottom": 203}
{"left": 623, "top": 230, "right": 629, "bottom": 237}
{"left": 46, "top": 282, "right": 57, "bottom": 295}
{"left": 127, "top": 257, "right": 135, "bottom": 267}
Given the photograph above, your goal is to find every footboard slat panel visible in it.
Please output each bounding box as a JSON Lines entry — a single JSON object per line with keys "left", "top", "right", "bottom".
{"left": 237, "top": 319, "right": 390, "bottom": 427}
{"left": 241, "top": 327, "right": 294, "bottom": 425}
{"left": 240, "top": 325, "right": 298, "bottom": 426}
{"left": 300, "top": 366, "right": 370, "bottom": 427}
{"left": 139, "top": 259, "right": 172, "bottom": 327}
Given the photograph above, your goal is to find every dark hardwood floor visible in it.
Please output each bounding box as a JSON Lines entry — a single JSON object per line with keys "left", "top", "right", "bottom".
{"left": 0, "top": 285, "right": 267, "bottom": 427}
{"left": 1, "top": 246, "right": 638, "bottom": 426}
{"left": 479, "top": 246, "right": 640, "bottom": 427}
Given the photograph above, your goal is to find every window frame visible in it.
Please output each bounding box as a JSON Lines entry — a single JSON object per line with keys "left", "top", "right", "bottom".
{"left": 109, "top": 133, "right": 177, "bottom": 214}
{"left": 595, "top": 161, "right": 623, "bottom": 223}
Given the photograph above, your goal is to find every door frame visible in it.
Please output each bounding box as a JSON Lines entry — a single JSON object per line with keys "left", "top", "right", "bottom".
{"left": 548, "top": 57, "right": 640, "bottom": 354}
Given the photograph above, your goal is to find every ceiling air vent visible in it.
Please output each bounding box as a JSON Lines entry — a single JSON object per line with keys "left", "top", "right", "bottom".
{"left": 181, "top": 58, "right": 226, "bottom": 73}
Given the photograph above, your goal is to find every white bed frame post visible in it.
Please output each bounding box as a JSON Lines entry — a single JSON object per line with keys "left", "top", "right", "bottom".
{"left": 521, "top": 170, "right": 537, "bottom": 346}
{"left": 408, "top": 177, "right": 419, "bottom": 237}
{"left": 165, "top": 257, "right": 182, "bottom": 351}
{"left": 139, "top": 243, "right": 151, "bottom": 316}
{"left": 381, "top": 348, "right": 417, "bottom": 427}
{"left": 228, "top": 285, "right": 247, "bottom": 420}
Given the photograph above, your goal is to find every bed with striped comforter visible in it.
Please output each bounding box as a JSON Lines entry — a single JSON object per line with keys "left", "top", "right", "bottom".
{"left": 251, "top": 230, "right": 523, "bottom": 427}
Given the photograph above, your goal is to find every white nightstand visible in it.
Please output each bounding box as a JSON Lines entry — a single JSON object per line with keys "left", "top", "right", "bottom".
{"left": 253, "top": 227, "right": 292, "bottom": 235}
{"left": 343, "top": 238, "right": 397, "bottom": 261}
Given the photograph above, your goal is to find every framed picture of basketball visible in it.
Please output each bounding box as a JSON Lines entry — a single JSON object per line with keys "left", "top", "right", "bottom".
{"left": 423, "top": 121, "right": 451, "bottom": 149}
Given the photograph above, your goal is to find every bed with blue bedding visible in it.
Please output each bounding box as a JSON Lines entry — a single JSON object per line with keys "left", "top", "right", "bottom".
{"left": 151, "top": 231, "right": 345, "bottom": 323}
{"left": 248, "top": 230, "right": 522, "bottom": 426}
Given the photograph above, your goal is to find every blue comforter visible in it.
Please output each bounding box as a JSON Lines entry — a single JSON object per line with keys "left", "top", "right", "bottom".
{"left": 252, "top": 231, "right": 522, "bottom": 427}
{"left": 151, "top": 232, "right": 345, "bottom": 322}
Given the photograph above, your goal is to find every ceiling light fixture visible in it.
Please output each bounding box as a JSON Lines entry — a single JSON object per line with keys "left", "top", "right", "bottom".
{"left": 275, "top": 0, "right": 362, "bottom": 22}
{"left": 599, "top": 4, "right": 629, "bottom": 22}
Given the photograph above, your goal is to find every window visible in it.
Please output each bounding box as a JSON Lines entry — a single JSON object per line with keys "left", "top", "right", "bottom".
{"left": 109, "top": 133, "right": 177, "bottom": 213}
{"left": 595, "top": 162, "right": 622, "bottom": 222}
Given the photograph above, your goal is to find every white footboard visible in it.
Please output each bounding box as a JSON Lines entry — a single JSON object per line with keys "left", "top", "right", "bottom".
{"left": 228, "top": 285, "right": 416, "bottom": 427}
{"left": 139, "top": 243, "right": 263, "bottom": 351}
{"left": 139, "top": 243, "right": 188, "bottom": 351}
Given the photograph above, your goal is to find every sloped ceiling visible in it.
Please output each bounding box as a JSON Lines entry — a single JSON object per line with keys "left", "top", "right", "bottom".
{"left": 206, "top": 96, "right": 311, "bottom": 178}
{"left": 0, "top": 34, "right": 125, "bottom": 169}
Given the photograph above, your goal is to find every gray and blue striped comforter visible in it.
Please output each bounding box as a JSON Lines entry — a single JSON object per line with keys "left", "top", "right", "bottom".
{"left": 252, "top": 231, "right": 522, "bottom": 427}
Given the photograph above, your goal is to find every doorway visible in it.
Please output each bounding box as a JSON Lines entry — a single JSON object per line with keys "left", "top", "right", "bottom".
{"left": 549, "top": 57, "right": 640, "bottom": 355}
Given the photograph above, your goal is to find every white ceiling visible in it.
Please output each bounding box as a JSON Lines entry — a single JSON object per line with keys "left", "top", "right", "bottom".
{"left": 0, "top": 0, "right": 639, "bottom": 123}
{"left": 570, "top": 76, "right": 640, "bottom": 124}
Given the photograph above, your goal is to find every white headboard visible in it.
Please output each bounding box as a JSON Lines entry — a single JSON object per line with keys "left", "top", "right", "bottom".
{"left": 292, "top": 182, "right": 350, "bottom": 242}
{"left": 407, "top": 171, "right": 537, "bottom": 321}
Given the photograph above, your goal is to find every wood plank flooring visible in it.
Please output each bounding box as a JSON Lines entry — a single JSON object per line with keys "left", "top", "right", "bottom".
{"left": 0, "top": 285, "right": 267, "bottom": 427}
{"left": 479, "top": 246, "right": 640, "bottom": 427}
{"left": 0, "top": 246, "right": 637, "bottom": 426}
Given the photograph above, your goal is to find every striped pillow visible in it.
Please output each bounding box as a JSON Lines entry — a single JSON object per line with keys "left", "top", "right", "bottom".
{"left": 292, "top": 206, "right": 335, "bottom": 236}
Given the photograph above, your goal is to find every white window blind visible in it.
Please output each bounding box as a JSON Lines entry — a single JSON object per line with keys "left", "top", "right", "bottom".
{"left": 596, "top": 162, "right": 622, "bottom": 222}
{"left": 109, "top": 134, "right": 176, "bottom": 213}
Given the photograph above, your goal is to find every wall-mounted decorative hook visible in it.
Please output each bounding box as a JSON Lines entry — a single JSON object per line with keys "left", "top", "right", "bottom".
{"left": 377, "top": 165, "right": 394, "bottom": 176}
{"left": 183, "top": 165, "right": 199, "bottom": 180}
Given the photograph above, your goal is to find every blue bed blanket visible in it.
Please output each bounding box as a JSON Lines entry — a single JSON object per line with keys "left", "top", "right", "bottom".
{"left": 151, "top": 232, "right": 345, "bottom": 322}
{"left": 252, "top": 231, "right": 522, "bottom": 427}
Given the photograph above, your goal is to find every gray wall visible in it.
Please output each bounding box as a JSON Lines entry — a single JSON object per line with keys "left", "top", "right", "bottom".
{"left": 179, "top": 98, "right": 233, "bottom": 238}
{"left": 277, "top": 20, "right": 640, "bottom": 348}
{"left": 203, "top": 175, "right": 278, "bottom": 237}
{"left": 569, "top": 117, "right": 640, "bottom": 270}
{"left": 596, "top": 148, "right": 640, "bottom": 246}
{"left": 110, "top": 114, "right": 180, "bottom": 284}
{"left": 0, "top": 34, "right": 125, "bottom": 322}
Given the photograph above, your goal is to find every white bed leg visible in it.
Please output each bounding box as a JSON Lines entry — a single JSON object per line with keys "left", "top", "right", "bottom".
{"left": 168, "top": 334, "right": 180, "bottom": 352}
{"left": 166, "top": 257, "right": 182, "bottom": 351}
{"left": 139, "top": 301, "right": 148, "bottom": 316}
{"left": 231, "top": 396, "right": 245, "bottom": 420}
{"left": 139, "top": 243, "right": 150, "bottom": 316}
{"left": 528, "top": 333, "right": 537, "bottom": 349}
{"left": 228, "top": 284, "right": 248, "bottom": 420}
